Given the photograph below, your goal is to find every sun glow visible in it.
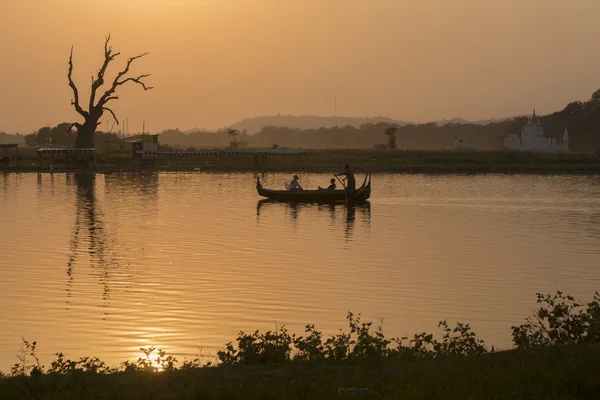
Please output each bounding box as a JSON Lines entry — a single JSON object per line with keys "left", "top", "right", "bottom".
{"left": 146, "top": 351, "right": 163, "bottom": 371}
{"left": 129, "top": 346, "right": 176, "bottom": 372}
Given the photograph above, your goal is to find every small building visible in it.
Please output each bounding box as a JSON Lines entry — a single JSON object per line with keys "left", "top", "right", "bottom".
{"left": 1, "top": 144, "right": 19, "bottom": 163}
{"left": 105, "top": 134, "right": 159, "bottom": 158}
{"left": 37, "top": 148, "right": 96, "bottom": 167}
{"left": 503, "top": 110, "right": 569, "bottom": 153}
{"left": 453, "top": 137, "right": 478, "bottom": 150}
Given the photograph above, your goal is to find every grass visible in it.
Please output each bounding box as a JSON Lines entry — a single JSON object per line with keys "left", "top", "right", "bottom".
{"left": 2, "top": 149, "right": 600, "bottom": 173}
{"left": 1, "top": 345, "right": 600, "bottom": 399}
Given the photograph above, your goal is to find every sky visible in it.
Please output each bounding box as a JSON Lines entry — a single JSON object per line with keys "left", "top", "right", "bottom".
{"left": 1, "top": 0, "right": 600, "bottom": 134}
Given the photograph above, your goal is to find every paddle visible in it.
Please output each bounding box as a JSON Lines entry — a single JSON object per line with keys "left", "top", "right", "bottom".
{"left": 335, "top": 174, "right": 348, "bottom": 203}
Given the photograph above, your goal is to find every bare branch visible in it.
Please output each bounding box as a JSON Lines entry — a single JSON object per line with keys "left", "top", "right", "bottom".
{"left": 116, "top": 74, "right": 153, "bottom": 90}
{"left": 97, "top": 52, "right": 151, "bottom": 106}
{"left": 67, "top": 122, "right": 83, "bottom": 133}
{"left": 89, "top": 35, "right": 121, "bottom": 109}
{"left": 102, "top": 107, "right": 119, "bottom": 125}
{"left": 68, "top": 47, "right": 88, "bottom": 118}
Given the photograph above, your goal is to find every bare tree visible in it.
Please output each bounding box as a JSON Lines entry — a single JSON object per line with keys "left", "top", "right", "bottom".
{"left": 68, "top": 35, "right": 152, "bottom": 148}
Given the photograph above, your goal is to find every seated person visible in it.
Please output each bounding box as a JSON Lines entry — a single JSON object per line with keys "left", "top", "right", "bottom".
{"left": 288, "top": 175, "right": 303, "bottom": 191}
{"left": 319, "top": 178, "right": 337, "bottom": 191}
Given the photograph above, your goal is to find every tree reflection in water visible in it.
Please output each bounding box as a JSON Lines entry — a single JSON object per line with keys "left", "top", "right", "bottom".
{"left": 65, "top": 173, "right": 115, "bottom": 303}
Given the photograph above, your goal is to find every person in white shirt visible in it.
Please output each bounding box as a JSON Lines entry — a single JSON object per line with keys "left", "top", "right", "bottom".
{"left": 288, "top": 175, "right": 303, "bottom": 191}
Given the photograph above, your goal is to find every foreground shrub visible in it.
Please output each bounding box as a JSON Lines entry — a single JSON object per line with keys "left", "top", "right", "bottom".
{"left": 512, "top": 291, "right": 600, "bottom": 348}
{"left": 49, "top": 353, "right": 113, "bottom": 374}
{"left": 122, "top": 347, "right": 179, "bottom": 372}
{"left": 400, "top": 320, "right": 489, "bottom": 359}
{"left": 11, "top": 338, "right": 42, "bottom": 377}
{"left": 217, "top": 327, "right": 293, "bottom": 365}
{"left": 217, "top": 312, "right": 488, "bottom": 365}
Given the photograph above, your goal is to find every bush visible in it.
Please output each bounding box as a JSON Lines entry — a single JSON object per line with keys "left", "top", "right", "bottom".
{"left": 216, "top": 312, "right": 487, "bottom": 365}
{"left": 293, "top": 324, "right": 325, "bottom": 361}
{"left": 217, "top": 327, "right": 293, "bottom": 365}
{"left": 511, "top": 291, "right": 600, "bottom": 348}
{"left": 49, "top": 353, "right": 113, "bottom": 375}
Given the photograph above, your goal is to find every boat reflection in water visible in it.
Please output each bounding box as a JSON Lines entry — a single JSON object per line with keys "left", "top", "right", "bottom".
{"left": 256, "top": 199, "right": 371, "bottom": 240}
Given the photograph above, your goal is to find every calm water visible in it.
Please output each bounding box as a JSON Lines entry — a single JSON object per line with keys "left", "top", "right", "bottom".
{"left": 1, "top": 172, "right": 600, "bottom": 370}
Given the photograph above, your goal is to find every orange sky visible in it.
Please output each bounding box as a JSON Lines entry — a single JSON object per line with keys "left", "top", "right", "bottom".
{"left": 1, "top": 0, "right": 599, "bottom": 134}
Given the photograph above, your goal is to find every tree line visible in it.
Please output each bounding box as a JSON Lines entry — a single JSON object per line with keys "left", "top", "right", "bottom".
{"left": 157, "top": 89, "right": 600, "bottom": 152}
{"left": 4, "top": 91, "right": 600, "bottom": 152}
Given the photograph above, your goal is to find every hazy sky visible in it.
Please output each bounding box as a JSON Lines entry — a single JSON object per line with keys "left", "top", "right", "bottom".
{"left": 1, "top": 0, "right": 600, "bottom": 134}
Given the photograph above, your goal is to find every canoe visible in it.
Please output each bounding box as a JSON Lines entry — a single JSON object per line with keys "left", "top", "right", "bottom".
{"left": 256, "top": 173, "right": 371, "bottom": 203}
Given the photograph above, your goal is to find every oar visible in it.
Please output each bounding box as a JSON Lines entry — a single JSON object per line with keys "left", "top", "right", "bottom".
{"left": 335, "top": 175, "right": 348, "bottom": 203}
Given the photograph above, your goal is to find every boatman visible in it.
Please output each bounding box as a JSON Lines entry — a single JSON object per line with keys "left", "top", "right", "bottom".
{"left": 335, "top": 164, "right": 355, "bottom": 193}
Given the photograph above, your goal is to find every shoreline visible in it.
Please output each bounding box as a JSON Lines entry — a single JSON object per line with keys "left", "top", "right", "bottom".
{"left": 3, "top": 149, "right": 599, "bottom": 175}
{"left": 2, "top": 164, "right": 600, "bottom": 174}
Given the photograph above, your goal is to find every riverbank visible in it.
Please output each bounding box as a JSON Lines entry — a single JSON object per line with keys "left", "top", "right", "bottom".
{"left": 1, "top": 344, "right": 599, "bottom": 399}
{"left": 2, "top": 149, "right": 599, "bottom": 174}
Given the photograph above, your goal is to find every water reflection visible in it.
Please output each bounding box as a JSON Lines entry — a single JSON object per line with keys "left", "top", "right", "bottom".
{"left": 103, "top": 172, "right": 159, "bottom": 198}
{"left": 4, "top": 172, "right": 600, "bottom": 371}
{"left": 256, "top": 199, "right": 371, "bottom": 239}
{"left": 66, "top": 173, "right": 116, "bottom": 302}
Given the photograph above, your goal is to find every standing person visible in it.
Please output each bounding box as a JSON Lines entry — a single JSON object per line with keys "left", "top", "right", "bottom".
{"left": 335, "top": 164, "right": 355, "bottom": 193}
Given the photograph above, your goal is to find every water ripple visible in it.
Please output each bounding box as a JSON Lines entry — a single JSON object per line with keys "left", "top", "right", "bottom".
{"left": 1, "top": 172, "right": 599, "bottom": 368}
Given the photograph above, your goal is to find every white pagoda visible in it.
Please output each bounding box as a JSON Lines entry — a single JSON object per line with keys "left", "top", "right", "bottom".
{"left": 503, "top": 109, "right": 569, "bottom": 153}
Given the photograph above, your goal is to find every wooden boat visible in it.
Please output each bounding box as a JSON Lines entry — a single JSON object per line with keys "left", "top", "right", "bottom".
{"left": 256, "top": 173, "right": 371, "bottom": 203}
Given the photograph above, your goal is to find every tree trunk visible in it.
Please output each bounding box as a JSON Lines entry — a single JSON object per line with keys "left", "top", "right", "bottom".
{"left": 74, "top": 121, "right": 97, "bottom": 148}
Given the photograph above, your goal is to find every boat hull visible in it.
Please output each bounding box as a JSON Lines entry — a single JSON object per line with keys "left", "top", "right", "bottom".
{"left": 256, "top": 174, "right": 371, "bottom": 203}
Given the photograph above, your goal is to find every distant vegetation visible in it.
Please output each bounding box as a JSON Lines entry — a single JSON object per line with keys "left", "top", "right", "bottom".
{"left": 1, "top": 290, "right": 600, "bottom": 399}
{"left": 159, "top": 89, "right": 600, "bottom": 152}
{"left": 226, "top": 115, "right": 414, "bottom": 134}
{"left": 3, "top": 88, "right": 600, "bottom": 152}
{"left": 0, "top": 132, "right": 24, "bottom": 145}
{"left": 226, "top": 115, "right": 511, "bottom": 134}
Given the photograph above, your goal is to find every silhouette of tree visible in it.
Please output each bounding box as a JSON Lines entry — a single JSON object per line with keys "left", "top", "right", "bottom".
{"left": 384, "top": 126, "right": 398, "bottom": 149}
{"left": 228, "top": 129, "right": 239, "bottom": 148}
{"left": 24, "top": 134, "right": 37, "bottom": 147}
{"left": 67, "top": 35, "right": 152, "bottom": 148}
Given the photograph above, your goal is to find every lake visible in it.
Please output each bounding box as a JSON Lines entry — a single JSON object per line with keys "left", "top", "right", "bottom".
{"left": 1, "top": 172, "right": 599, "bottom": 370}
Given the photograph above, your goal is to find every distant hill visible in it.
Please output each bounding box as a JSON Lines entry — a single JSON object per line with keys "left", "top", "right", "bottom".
{"left": 435, "top": 117, "right": 514, "bottom": 126}
{"left": 222, "top": 114, "right": 517, "bottom": 134}
{"left": 225, "top": 115, "right": 414, "bottom": 134}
